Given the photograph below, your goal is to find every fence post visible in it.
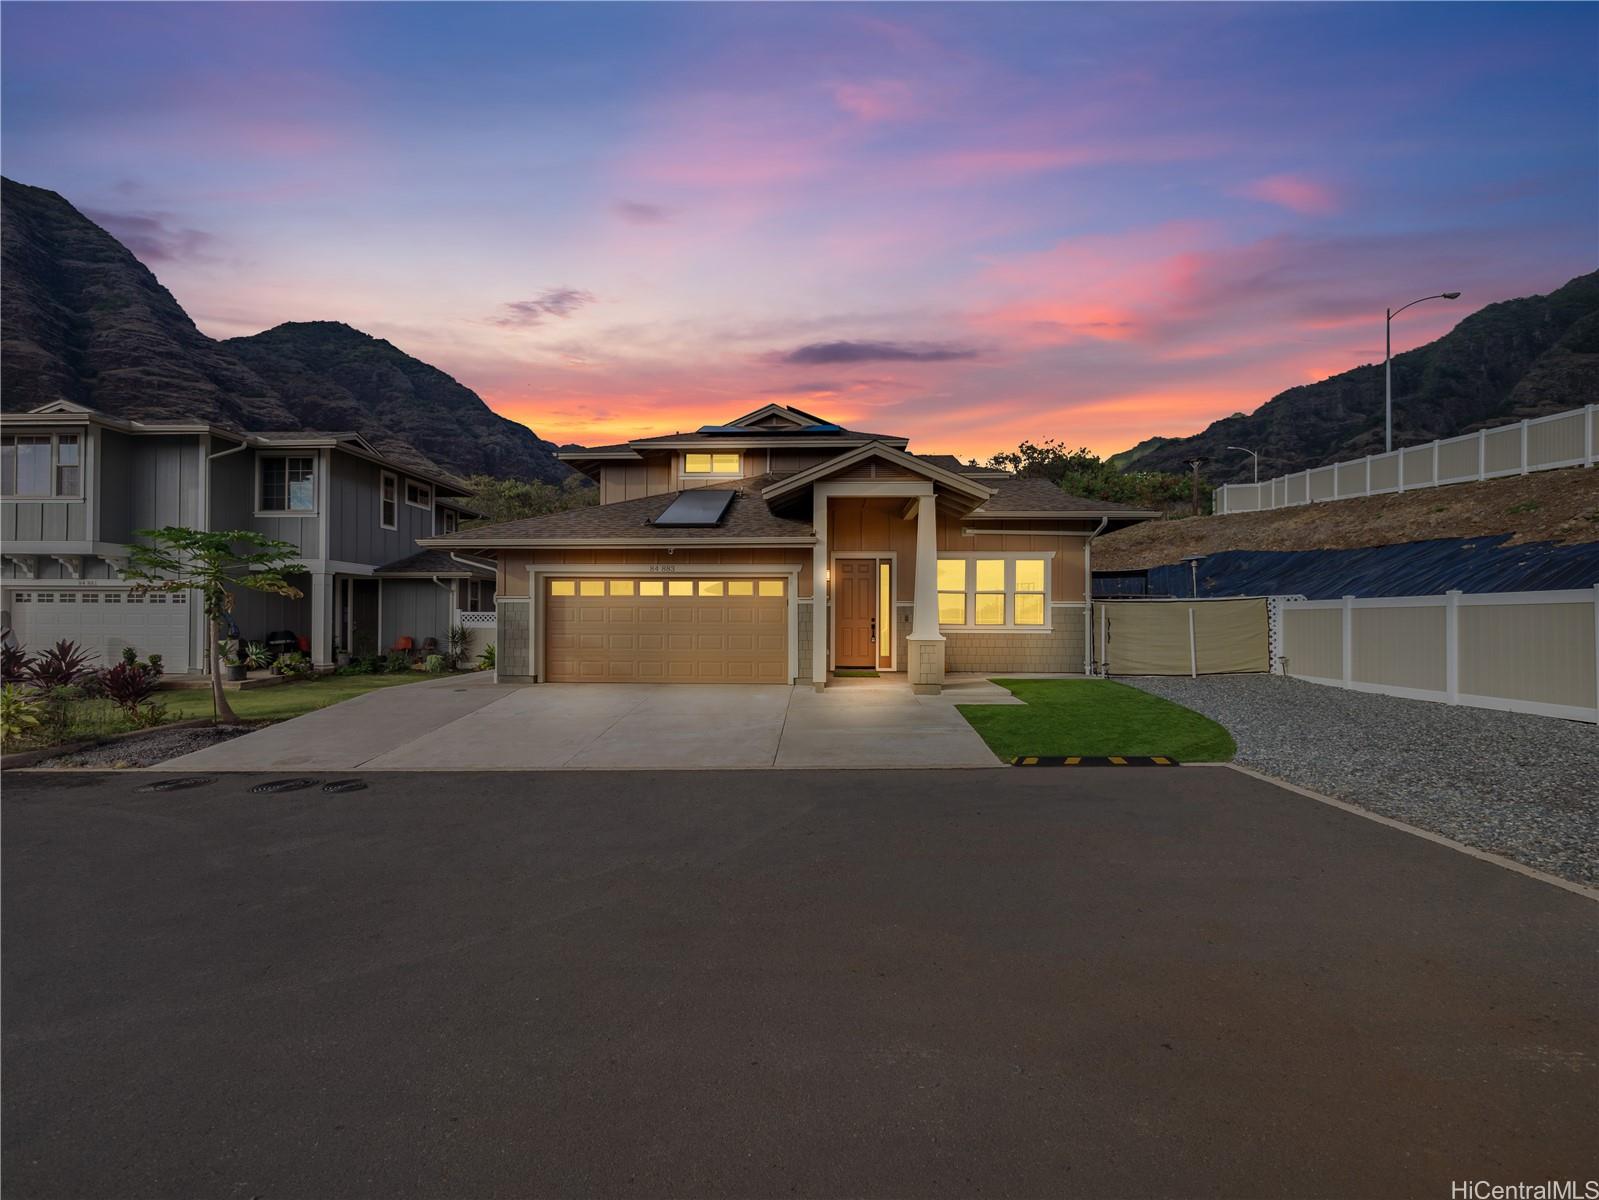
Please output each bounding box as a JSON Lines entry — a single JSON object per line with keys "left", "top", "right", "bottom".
{"left": 1592, "top": 584, "right": 1598, "bottom": 723}
{"left": 1187, "top": 606, "right": 1197, "bottom": 678}
{"left": 1587, "top": 405, "right": 1595, "bottom": 469}
{"left": 1520, "top": 419, "right": 1530, "bottom": 475}
{"left": 1477, "top": 429, "right": 1486, "bottom": 480}
{"left": 1445, "top": 590, "right": 1461, "bottom": 706}
{"left": 1341, "top": 595, "right": 1354, "bottom": 688}
{"left": 1432, "top": 438, "right": 1439, "bottom": 485}
{"left": 1364, "top": 455, "right": 1371, "bottom": 496}
{"left": 1397, "top": 446, "right": 1405, "bottom": 493}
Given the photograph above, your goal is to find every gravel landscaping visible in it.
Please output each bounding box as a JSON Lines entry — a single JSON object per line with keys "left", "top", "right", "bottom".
{"left": 1117, "top": 674, "right": 1599, "bottom": 886}
{"left": 25, "top": 725, "right": 253, "bottom": 769}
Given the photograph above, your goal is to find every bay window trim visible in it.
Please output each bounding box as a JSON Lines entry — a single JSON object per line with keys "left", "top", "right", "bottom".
{"left": 935, "top": 551, "right": 1055, "bottom": 632}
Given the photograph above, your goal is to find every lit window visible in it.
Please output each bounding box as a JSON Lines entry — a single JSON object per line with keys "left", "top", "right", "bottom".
{"left": 974, "top": 594, "right": 1005, "bottom": 625}
{"left": 937, "top": 554, "right": 1051, "bottom": 628}
{"left": 668, "top": 580, "right": 694, "bottom": 596}
{"left": 380, "top": 472, "right": 397, "bottom": 528}
{"left": 684, "top": 452, "right": 740, "bottom": 475}
{"left": 938, "top": 592, "right": 966, "bottom": 624}
{"left": 579, "top": 580, "right": 605, "bottom": 596}
{"left": 2, "top": 433, "right": 81, "bottom": 499}
{"left": 975, "top": 559, "right": 1005, "bottom": 625}
{"left": 550, "top": 580, "right": 576, "bottom": 596}
{"left": 405, "top": 480, "right": 431, "bottom": 509}
{"left": 639, "top": 580, "right": 665, "bottom": 596}
{"left": 728, "top": 580, "right": 754, "bottom": 596}
{"left": 757, "top": 579, "right": 784, "bottom": 597}
{"left": 1014, "top": 594, "right": 1046, "bottom": 625}
{"left": 937, "top": 559, "right": 966, "bottom": 626}
{"left": 1014, "top": 559, "right": 1046, "bottom": 626}
{"left": 698, "top": 580, "right": 724, "bottom": 596}
{"left": 610, "top": 579, "right": 636, "bottom": 596}
{"left": 260, "top": 455, "right": 315, "bottom": 512}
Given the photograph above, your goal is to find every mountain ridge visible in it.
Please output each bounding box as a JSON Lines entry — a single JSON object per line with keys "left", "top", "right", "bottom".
{"left": 1122, "top": 271, "right": 1599, "bottom": 485}
{"left": 0, "top": 177, "right": 568, "bottom": 482}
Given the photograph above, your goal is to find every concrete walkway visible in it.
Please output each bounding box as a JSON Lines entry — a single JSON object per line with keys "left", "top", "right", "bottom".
{"left": 160, "top": 673, "right": 1024, "bottom": 771}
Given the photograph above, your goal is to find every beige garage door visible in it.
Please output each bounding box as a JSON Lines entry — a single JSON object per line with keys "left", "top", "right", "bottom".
{"left": 544, "top": 577, "right": 789, "bottom": 683}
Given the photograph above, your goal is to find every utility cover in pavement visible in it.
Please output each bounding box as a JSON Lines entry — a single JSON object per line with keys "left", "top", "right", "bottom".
{"left": 249, "top": 778, "right": 321, "bottom": 794}
{"left": 322, "top": 780, "right": 368, "bottom": 793}
{"left": 135, "top": 777, "right": 215, "bottom": 793}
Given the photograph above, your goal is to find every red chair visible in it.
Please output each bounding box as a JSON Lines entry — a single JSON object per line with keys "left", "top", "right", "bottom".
{"left": 389, "top": 636, "right": 415, "bottom": 658}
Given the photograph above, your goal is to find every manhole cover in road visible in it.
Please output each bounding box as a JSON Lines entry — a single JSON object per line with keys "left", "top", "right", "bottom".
{"left": 322, "top": 779, "right": 368, "bottom": 793}
{"left": 249, "top": 778, "right": 321, "bottom": 795}
{"left": 135, "top": 776, "right": 215, "bottom": 794}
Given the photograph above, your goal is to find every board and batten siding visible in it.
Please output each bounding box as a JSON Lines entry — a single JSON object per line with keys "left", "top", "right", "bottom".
{"left": 209, "top": 447, "right": 320, "bottom": 558}
{"left": 379, "top": 578, "right": 451, "bottom": 649}
{"left": 99, "top": 432, "right": 207, "bottom": 543}
{"left": 327, "top": 451, "right": 438, "bottom": 566}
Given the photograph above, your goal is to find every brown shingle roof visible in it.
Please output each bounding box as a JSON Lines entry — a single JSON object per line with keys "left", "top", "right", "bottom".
{"left": 374, "top": 549, "right": 494, "bottom": 578}
{"left": 972, "top": 477, "right": 1157, "bottom": 515}
{"left": 435, "top": 474, "right": 814, "bottom": 543}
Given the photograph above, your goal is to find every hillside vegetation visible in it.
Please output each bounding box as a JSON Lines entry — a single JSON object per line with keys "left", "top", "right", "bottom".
{"left": 1093, "top": 466, "right": 1599, "bottom": 571}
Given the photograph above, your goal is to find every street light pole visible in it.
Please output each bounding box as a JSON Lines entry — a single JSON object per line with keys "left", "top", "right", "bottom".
{"left": 1226, "top": 445, "right": 1259, "bottom": 483}
{"left": 1385, "top": 291, "right": 1461, "bottom": 453}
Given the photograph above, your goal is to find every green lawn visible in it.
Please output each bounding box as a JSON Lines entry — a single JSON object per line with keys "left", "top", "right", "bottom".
{"left": 162, "top": 672, "right": 437, "bottom": 723}
{"left": 957, "top": 678, "right": 1236, "bottom": 763}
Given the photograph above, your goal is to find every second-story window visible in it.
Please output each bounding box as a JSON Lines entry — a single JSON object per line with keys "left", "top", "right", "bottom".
{"left": 2, "top": 433, "right": 82, "bottom": 499}
{"left": 259, "top": 455, "right": 316, "bottom": 513}
{"left": 437, "top": 507, "right": 459, "bottom": 535}
{"left": 405, "top": 480, "right": 432, "bottom": 509}
{"left": 684, "top": 452, "right": 740, "bottom": 476}
{"left": 380, "top": 471, "right": 398, "bottom": 529}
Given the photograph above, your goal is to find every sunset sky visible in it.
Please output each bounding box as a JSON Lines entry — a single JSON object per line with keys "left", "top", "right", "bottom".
{"left": 3, "top": 2, "right": 1595, "bottom": 460}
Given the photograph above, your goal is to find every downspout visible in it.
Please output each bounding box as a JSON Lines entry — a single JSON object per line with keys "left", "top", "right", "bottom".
{"left": 431, "top": 575, "right": 456, "bottom": 647}
{"left": 1083, "top": 517, "right": 1109, "bottom": 676}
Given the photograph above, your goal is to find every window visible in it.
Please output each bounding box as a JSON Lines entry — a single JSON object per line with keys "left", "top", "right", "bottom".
{"left": 728, "top": 580, "right": 754, "bottom": 596}
{"left": 380, "top": 472, "right": 397, "bottom": 529}
{"left": 667, "top": 580, "right": 693, "bottom": 596}
{"left": 550, "top": 580, "right": 576, "bottom": 596}
{"left": 405, "top": 480, "right": 431, "bottom": 509}
{"left": 639, "top": 580, "right": 665, "bottom": 597}
{"left": 937, "top": 559, "right": 966, "bottom": 625}
{"left": 437, "top": 507, "right": 459, "bottom": 535}
{"left": 757, "top": 579, "right": 785, "bottom": 597}
{"left": 683, "top": 452, "right": 740, "bottom": 476}
{"left": 259, "top": 455, "right": 315, "bottom": 513}
{"left": 578, "top": 580, "right": 605, "bottom": 596}
{"left": 610, "top": 579, "right": 636, "bottom": 596}
{"left": 937, "top": 554, "right": 1051, "bottom": 629}
{"left": 2, "top": 433, "right": 81, "bottom": 498}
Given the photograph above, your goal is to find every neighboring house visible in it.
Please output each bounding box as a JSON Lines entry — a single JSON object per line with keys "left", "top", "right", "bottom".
{"left": 1, "top": 400, "right": 492, "bottom": 671}
{"left": 425, "top": 404, "right": 1153, "bottom": 692}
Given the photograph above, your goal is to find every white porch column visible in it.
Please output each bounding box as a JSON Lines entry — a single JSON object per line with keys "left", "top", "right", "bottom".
{"left": 811, "top": 489, "right": 829, "bottom": 691}
{"left": 310, "top": 572, "right": 333, "bottom": 667}
{"left": 905, "top": 495, "right": 945, "bottom": 694}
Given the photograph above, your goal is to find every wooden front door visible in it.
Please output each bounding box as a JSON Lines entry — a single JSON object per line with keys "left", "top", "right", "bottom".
{"left": 835, "top": 558, "right": 877, "bottom": 667}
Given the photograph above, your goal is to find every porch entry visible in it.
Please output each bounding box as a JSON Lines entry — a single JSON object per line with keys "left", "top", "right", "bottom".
{"left": 832, "top": 555, "right": 894, "bottom": 671}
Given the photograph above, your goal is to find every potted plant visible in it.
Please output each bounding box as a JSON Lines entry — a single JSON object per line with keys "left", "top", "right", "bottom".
{"left": 221, "top": 645, "right": 247, "bottom": 682}
{"left": 333, "top": 638, "right": 352, "bottom": 669}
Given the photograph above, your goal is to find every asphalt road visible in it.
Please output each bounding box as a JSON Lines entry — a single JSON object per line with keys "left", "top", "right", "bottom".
{"left": 4, "top": 767, "right": 1596, "bottom": 1199}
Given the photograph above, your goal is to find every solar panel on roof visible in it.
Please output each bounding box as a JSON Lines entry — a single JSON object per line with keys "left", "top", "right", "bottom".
{"left": 696, "top": 423, "right": 844, "bottom": 435}
{"left": 653, "top": 490, "right": 736, "bottom": 527}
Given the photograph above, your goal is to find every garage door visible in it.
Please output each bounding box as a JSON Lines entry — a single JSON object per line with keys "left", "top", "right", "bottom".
{"left": 1, "top": 586, "right": 192, "bottom": 673}
{"left": 544, "top": 576, "right": 789, "bottom": 683}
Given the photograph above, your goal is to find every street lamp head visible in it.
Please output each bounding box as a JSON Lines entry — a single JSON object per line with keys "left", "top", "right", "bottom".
{"left": 1442, "top": 292, "right": 1461, "bottom": 299}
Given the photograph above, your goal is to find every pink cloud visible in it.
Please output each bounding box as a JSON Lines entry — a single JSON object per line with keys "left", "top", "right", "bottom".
{"left": 831, "top": 79, "right": 918, "bottom": 123}
{"left": 1236, "top": 173, "right": 1341, "bottom": 216}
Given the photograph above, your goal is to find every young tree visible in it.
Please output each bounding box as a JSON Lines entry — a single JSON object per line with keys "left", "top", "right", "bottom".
{"left": 121, "top": 528, "right": 305, "bottom": 724}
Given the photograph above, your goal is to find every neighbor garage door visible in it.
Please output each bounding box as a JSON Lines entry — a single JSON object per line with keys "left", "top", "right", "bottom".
{"left": 2, "top": 585, "right": 192, "bottom": 673}
{"left": 544, "top": 576, "right": 789, "bottom": 683}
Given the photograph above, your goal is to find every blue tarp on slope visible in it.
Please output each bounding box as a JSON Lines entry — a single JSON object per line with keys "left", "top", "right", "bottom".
{"left": 1122, "top": 535, "right": 1599, "bottom": 599}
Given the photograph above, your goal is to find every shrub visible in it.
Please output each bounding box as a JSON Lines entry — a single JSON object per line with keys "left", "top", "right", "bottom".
{"left": 28, "top": 640, "right": 98, "bottom": 688}
{"left": 424, "top": 653, "right": 446, "bottom": 674}
{"left": 277, "top": 652, "right": 315, "bottom": 680}
{"left": 477, "top": 643, "right": 495, "bottom": 671}
{"left": 98, "top": 659, "right": 162, "bottom": 716}
{"left": 243, "top": 641, "right": 273, "bottom": 670}
{"left": 1, "top": 683, "right": 42, "bottom": 745}
{"left": 2, "top": 643, "right": 33, "bottom": 684}
{"left": 447, "top": 624, "right": 470, "bottom": 667}
{"left": 383, "top": 651, "right": 411, "bottom": 675}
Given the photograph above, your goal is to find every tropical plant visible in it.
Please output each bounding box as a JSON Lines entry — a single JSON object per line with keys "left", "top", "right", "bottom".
{"left": 2, "top": 643, "right": 32, "bottom": 684}
{"left": 277, "top": 651, "right": 315, "bottom": 680}
{"left": 97, "top": 659, "right": 162, "bottom": 717}
{"left": 447, "top": 624, "right": 470, "bottom": 667}
{"left": 27, "top": 640, "right": 98, "bottom": 688}
{"left": 121, "top": 527, "right": 305, "bottom": 724}
{"left": 1, "top": 683, "right": 42, "bottom": 744}
{"left": 477, "top": 643, "right": 495, "bottom": 671}
{"left": 424, "top": 653, "right": 446, "bottom": 674}
{"left": 383, "top": 651, "right": 412, "bottom": 675}
{"left": 243, "top": 641, "right": 273, "bottom": 670}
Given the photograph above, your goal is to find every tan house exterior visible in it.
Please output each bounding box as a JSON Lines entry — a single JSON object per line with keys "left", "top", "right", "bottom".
{"left": 425, "top": 404, "right": 1155, "bottom": 692}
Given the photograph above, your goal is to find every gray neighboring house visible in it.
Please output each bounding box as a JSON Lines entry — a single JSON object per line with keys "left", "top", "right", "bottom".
{"left": 1, "top": 400, "right": 493, "bottom": 672}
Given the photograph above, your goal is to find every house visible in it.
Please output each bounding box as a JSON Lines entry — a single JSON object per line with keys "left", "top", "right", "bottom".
{"left": 0, "top": 400, "right": 493, "bottom": 671}
{"left": 424, "top": 404, "right": 1153, "bottom": 692}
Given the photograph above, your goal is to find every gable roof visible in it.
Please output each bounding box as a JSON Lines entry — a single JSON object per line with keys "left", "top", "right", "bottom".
{"left": 423, "top": 474, "right": 814, "bottom": 546}
{"left": 374, "top": 549, "right": 495, "bottom": 579}
{"left": 556, "top": 405, "right": 908, "bottom": 467}
{"left": 760, "top": 441, "right": 995, "bottom": 504}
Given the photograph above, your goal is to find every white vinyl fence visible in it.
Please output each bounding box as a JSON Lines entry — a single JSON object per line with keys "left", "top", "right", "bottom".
{"left": 1277, "top": 587, "right": 1599, "bottom": 723}
{"left": 1215, "top": 404, "right": 1597, "bottom": 515}
{"left": 456, "top": 609, "right": 496, "bottom": 661}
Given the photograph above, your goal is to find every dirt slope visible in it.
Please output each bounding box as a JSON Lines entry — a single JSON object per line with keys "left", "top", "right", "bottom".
{"left": 1094, "top": 467, "right": 1599, "bottom": 570}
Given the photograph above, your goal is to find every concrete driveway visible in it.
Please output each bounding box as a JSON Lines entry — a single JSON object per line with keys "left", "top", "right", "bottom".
{"left": 4, "top": 768, "right": 1594, "bottom": 1198}
{"left": 161, "top": 674, "right": 1017, "bottom": 771}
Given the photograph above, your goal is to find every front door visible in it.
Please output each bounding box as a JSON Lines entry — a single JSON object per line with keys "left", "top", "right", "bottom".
{"left": 836, "top": 558, "right": 876, "bottom": 667}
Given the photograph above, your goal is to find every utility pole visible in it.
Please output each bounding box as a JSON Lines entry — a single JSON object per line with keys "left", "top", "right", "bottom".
{"left": 1184, "top": 457, "right": 1208, "bottom": 516}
